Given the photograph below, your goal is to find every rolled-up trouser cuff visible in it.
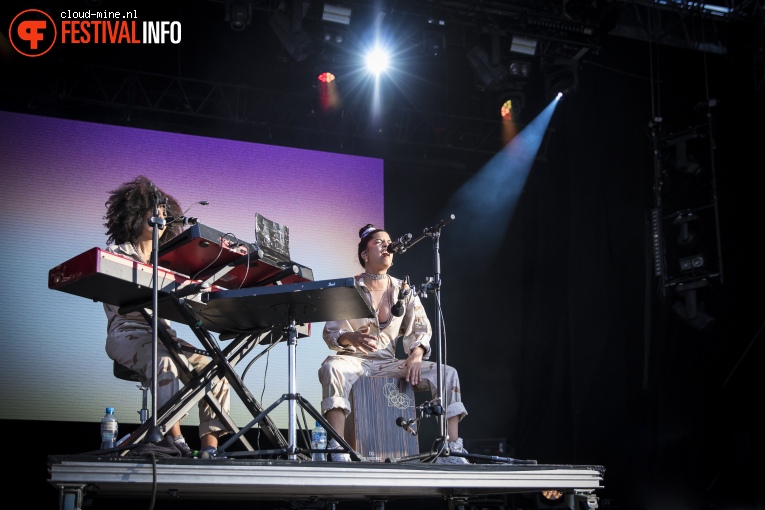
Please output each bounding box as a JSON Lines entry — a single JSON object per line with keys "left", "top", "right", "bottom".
{"left": 321, "top": 396, "right": 351, "bottom": 417}
{"left": 445, "top": 401, "right": 467, "bottom": 421}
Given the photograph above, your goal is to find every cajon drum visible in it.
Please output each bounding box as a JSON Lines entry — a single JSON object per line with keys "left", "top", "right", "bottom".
{"left": 344, "top": 377, "right": 419, "bottom": 462}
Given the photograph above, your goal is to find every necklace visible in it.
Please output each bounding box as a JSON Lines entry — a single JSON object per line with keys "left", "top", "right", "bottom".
{"left": 371, "top": 284, "right": 389, "bottom": 310}
{"left": 363, "top": 272, "right": 386, "bottom": 280}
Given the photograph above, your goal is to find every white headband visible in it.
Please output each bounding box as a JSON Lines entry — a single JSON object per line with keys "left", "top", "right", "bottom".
{"left": 360, "top": 226, "right": 377, "bottom": 239}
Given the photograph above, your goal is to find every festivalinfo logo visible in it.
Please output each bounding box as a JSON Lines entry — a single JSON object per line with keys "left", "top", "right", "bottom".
{"left": 9, "top": 8, "right": 181, "bottom": 57}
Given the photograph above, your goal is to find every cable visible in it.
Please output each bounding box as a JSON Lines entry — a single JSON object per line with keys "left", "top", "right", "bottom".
{"left": 148, "top": 451, "right": 157, "bottom": 510}
{"left": 721, "top": 319, "right": 764, "bottom": 390}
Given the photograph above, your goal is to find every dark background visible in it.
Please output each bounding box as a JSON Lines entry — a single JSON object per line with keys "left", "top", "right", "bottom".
{"left": 3, "top": 1, "right": 764, "bottom": 508}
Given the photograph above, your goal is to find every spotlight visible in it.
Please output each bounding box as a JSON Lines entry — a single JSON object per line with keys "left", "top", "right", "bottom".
{"left": 317, "top": 71, "right": 336, "bottom": 84}
{"left": 270, "top": 2, "right": 315, "bottom": 62}
{"left": 510, "top": 35, "right": 538, "bottom": 56}
{"left": 544, "top": 63, "right": 578, "bottom": 101}
{"left": 500, "top": 94, "right": 524, "bottom": 121}
{"left": 322, "top": 3, "right": 352, "bottom": 25}
{"left": 467, "top": 41, "right": 508, "bottom": 91}
{"left": 226, "top": 0, "right": 252, "bottom": 31}
{"left": 323, "top": 28, "right": 346, "bottom": 47}
{"left": 534, "top": 489, "right": 568, "bottom": 508}
{"left": 500, "top": 100, "right": 514, "bottom": 121}
{"left": 672, "top": 280, "right": 714, "bottom": 331}
{"left": 316, "top": 65, "right": 340, "bottom": 113}
{"left": 423, "top": 31, "right": 445, "bottom": 58}
{"left": 679, "top": 254, "right": 705, "bottom": 272}
{"left": 508, "top": 60, "right": 530, "bottom": 78}
{"left": 365, "top": 47, "right": 390, "bottom": 76}
{"left": 661, "top": 208, "right": 719, "bottom": 284}
{"left": 542, "top": 489, "right": 564, "bottom": 501}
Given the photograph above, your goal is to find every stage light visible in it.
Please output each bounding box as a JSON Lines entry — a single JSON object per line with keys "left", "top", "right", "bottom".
{"left": 510, "top": 35, "right": 538, "bottom": 56}
{"left": 322, "top": 3, "right": 352, "bottom": 25}
{"left": 673, "top": 280, "right": 715, "bottom": 331}
{"left": 318, "top": 71, "right": 336, "bottom": 84}
{"left": 679, "top": 254, "right": 705, "bottom": 272}
{"left": 270, "top": 1, "right": 315, "bottom": 62}
{"left": 541, "top": 489, "right": 564, "bottom": 501}
{"left": 500, "top": 93, "right": 524, "bottom": 121}
{"left": 467, "top": 42, "right": 508, "bottom": 91}
{"left": 501, "top": 100, "right": 513, "bottom": 121}
{"left": 323, "top": 28, "right": 346, "bottom": 46}
{"left": 317, "top": 71, "right": 340, "bottom": 113}
{"left": 321, "top": 2, "right": 351, "bottom": 50}
{"left": 225, "top": 0, "right": 252, "bottom": 31}
{"left": 365, "top": 47, "right": 390, "bottom": 76}
{"left": 509, "top": 60, "right": 530, "bottom": 78}
{"left": 532, "top": 489, "right": 568, "bottom": 509}
{"left": 544, "top": 63, "right": 578, "bottom": 101}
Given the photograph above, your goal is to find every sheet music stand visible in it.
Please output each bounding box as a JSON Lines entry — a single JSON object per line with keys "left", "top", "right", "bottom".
{"left": 204, "top": 278, "right": 375, "bottom": 460}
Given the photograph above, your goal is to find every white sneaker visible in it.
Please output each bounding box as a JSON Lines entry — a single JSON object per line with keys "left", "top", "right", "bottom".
{"left": 327, "top": 439, "right": 351, "bottom": 462}
{"left": 435, "top": 438, "right": 471, "bottom": 465}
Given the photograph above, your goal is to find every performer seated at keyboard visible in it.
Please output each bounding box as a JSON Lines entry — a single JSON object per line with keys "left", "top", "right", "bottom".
{"left": 318, "top": 224, "right": 469, "bottom": 463}
{"left": 102, "top": 175, "right": 230, "bottom": 458}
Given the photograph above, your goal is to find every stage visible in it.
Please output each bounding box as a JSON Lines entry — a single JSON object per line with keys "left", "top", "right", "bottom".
{"left": 46, "top": 253, "right": 604, "bottom": 509}
{"left": 48, "top": 453, "right": 604, "bottom": 510}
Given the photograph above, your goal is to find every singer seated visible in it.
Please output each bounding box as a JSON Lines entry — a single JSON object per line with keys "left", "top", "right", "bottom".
{"left": 102, "top": 175, "right": 231, "bottom": 459}
{"left": 318, "top": 223, "right": 470, "bottom": 464}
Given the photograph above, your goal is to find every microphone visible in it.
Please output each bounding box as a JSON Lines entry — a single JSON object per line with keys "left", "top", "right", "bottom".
{"left": 391, "top": 275, "right": 411, "bottom": 317}
{"left": 395, "top": 416, "right": 417, "bottom": 436}
{"left": 170, "top": 216, "right": 199, "bottom": 226}
{"left": 173, "top": 201, "right": 208, "bottom": 227}
{"left": 387, "top": 233, "right": 413, "bottom": 254}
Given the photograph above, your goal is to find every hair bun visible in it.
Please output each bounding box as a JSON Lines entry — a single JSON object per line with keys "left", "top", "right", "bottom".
{"left": 359, "top": 224, "right": 377, "bottom": 239}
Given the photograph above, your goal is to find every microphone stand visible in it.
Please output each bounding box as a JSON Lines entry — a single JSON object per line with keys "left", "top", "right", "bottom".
{"left": 146, "top": 190, "right": 167, "bottom": 443}
{"left": 390, "top": 215, "right": 537, "bottom": 465}
{"left": 403, "top": 215, "right": 455, "bottom": 454}
{"left": 422, "top": 215, "right": 454, "bottom": 448}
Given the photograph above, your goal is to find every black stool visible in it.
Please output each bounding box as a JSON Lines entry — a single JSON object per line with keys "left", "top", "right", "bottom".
{"left": 112, "top": 361, "right": 149, "bottom": 424}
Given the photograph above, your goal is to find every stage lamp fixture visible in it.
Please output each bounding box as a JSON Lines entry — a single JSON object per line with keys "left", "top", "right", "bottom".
{"left": 509, "top": 60, "right": 530, "bottom": 78}
{"left": 467, "top": 42, "right": 508, "bottom": 91}
{"left": 544, "top": 63, "right": 579, "bottom": 101}
{"left": 679, "top": 254, "right": 706, "bottom": 272}
{"left": 226, "top": 0, "right": 252, "bottom": 31}
{"left": 316, "top": 69, "right": 340, "bottom": 113}
{"left": 322, "top": 3, "right": 352, "bottom": 25}
{"left": 672, "top": 279, "right": 714, "bottom": 331}
{"left": 365, "top": 47, "right": 390, "bottom": 76}
{"left": 269, "top": 3, "right": 315, "bottom": 62}
{"left": 510, "top": 35, "right": 538, "bottom": 56}
{"left": 324, "top": 32, "right": 343, "bottom": 44}
{"left": 500, "top": 94, "right": 524, "bottom": 121}
{"left": 535, "top": 489, "right": 568, "bottom": 509}
{"left": 541, "top": 490, "right": 564, "bottom": 501}
{"left": 317, "top": 71, "right": 336, "bottom": 84}
{"left": 500, "top": 99, "right": 514, "bottom": 121}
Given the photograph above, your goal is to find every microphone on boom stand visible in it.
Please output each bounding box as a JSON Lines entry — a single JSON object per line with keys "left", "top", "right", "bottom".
{"left": 395, "top": 416, "right": 417, "bottom": 436}
{"left": 391, "top": 275, "right": 411, "bottom": 317}
{"left": 387, "top": 233, "right": 412, "bottom": 254}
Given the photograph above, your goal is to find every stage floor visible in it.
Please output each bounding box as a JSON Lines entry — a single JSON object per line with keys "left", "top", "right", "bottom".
{"left": 48, "top": 453, "right": 605, "bottom": 510}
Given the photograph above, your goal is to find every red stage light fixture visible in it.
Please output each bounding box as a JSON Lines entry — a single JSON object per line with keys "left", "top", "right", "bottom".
{"left": 318, "top": 71, "right": 336, "bottom": 84}
{"left": 500, "top": 99, "right": 514, "bottom": 121}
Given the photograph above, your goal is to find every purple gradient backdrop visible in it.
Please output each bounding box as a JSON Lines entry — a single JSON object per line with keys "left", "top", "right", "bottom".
{"left": 0, "top": 110, "right": 384, "bottom": 427}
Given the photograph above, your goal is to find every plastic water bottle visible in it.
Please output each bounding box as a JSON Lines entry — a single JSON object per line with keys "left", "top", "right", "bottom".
{"left": 101, "top": 407, "right": 118, "bottom": 451}
{"left": 311, "top": 420, "right": 327, "bottom": 461}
